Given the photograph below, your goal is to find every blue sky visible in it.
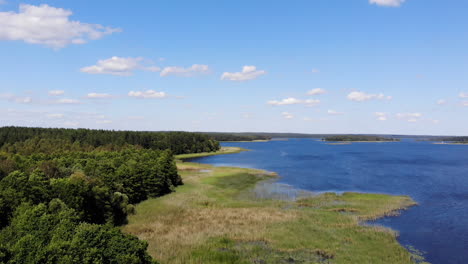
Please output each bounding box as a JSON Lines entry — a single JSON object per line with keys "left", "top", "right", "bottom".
{"left": 1, "top": 0, "right": 467, "bottom": 135}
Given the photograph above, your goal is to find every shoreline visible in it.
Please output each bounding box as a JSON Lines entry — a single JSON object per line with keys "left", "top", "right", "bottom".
{"left": 220, "top": 139, "right": 271, "bottom": 143}
{"left": 175, "top": 146, "right": 248, "bottom": 160}
{"left": 433, "top": 142, "right": 468, "bottom": 145}
{"left": 125, "top": 146, "right": 423, "bottom": 263}
{"left": 325, "top": 141, "right": 399, "bottom": 144}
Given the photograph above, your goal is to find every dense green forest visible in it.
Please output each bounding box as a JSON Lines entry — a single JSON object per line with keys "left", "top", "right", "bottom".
{"left": 0, "top": 126, "right": 220, "bottom": 263}
{"left": 202, "top": 132, "right": 271, "bottom": 141}
{"left": 323, "top": 135, "right": 399, "bottom": 142}
{"left": 0, "top": 126, "right": 220, "bottom": 155}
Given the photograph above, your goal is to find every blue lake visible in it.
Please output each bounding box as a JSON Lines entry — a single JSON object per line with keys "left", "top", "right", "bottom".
{"left": 188, "top": 139, "right": 468, "bottom": 264}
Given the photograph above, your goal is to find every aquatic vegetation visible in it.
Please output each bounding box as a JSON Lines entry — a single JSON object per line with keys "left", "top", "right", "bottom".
{"left": 124, "top": 158, "right": 419, "bottom": 263}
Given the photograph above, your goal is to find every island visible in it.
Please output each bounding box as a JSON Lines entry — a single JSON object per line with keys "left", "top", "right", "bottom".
{"left": 323, "top": 135, "right": 400, "bottom": 142}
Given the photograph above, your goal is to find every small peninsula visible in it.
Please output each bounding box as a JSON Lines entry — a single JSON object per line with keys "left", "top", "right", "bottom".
{"left": 124, "top": 147, "right": 421, "bottom": 264}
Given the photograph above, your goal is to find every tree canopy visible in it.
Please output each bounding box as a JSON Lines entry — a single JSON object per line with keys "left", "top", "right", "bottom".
{"left": 0, "top": 126, "right": 221, "bottom": 263}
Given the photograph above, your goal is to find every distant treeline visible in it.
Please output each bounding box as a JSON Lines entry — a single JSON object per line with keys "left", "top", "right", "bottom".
{"left": 0, "top": 126, "right": 222, "bottom": 263}
{"left": 323, "top": 135, "right": 399, "bottom": 142}
{"left": 0, "top": 126, "right": 220, "bottom": 155}
{"left": 203, "top": 132, "right": 271, "bottom": 141}
{"left": 439, "top": 136, "right": 468, "bottom": 143}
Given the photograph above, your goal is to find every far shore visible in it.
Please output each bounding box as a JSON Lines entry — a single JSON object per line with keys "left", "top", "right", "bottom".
{"left": 325, "top": 141, "right": 399, "bottom": 144}
{"left": 433, "top": 142, "right": 468, "bottom": 145}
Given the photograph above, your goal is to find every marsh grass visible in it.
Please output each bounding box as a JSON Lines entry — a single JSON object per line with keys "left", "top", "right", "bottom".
{"left": 123, "top": 160, "right": 422, "bottom": 264}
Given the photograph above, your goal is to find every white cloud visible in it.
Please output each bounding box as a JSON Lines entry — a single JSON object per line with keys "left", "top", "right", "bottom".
{"left": 48, "top": 90, "right": 65, "bottom": 96}
{"left": 328, "top": 110, "right": 344, "bottom": 115}
{"left": 437, "top": 99, "right": 447, "bottom": 105}
{"left": 459, "top": 92, "right": 468, "bottom": 98}
{"left": 396, "top": 112, "right": 422, "bottom": 122}
{"left": 463, "top": 101, "right": 468, "bottom": 107}
{"left": 128, "top": 90, "right": 167, "bottom": 99}
{"left": 47, "top": 113, "right": 64, "bottom": 118}
{"left": 268, "top": 97, "right": 302, "bottom": 106}
{"left": 281, "top": 112, "right": 294, "bottom": 119}
{"left": 267, "top": 97, "right": 320, "bottom": 107}
{"left": 86, "top": 93, "right": 113, "bottom": 99}
{"left": 81, "top": 57, "right": 160, "bottom": 76}
{"left": 221, "top": 66, "right": 266, "bottom": 81}
{"left": 160, "top": 64, "right": 210, "bottom": 77}
{"left": 0, "top": 4, "right": 120, "bottom": 48}
{"left": 311, "top": 68, "right": 320, "bottom": 74}
{"left": 303, "top": 99, "right": 321, "bottom": 106}
{"left": 369, "top": 0, "right": 406, "bottom": 7}
{"left": 375, "top": 112, "right": 388, "bottom": 121}
{"left": 0, "top": 1, "right": 8, "bottom": 5}
{"left": 55, "top": 98, "right": 80, "bottom": 104}
{"left": 347, "top": 91, "right": 392, "bottom": 102}
{"left": 307, "top": 88, "right": 327, "bottom": 96}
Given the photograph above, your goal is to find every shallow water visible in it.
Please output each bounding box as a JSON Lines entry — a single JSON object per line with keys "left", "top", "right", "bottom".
{"left": 187, "top": 139, "right": 468, "bottom": 264}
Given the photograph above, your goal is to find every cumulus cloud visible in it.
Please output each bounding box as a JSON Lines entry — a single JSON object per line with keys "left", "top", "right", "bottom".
{"left": 268, "top": 97, "right": 301, "bottom": 106}
{"left": 328, "top": 110, "right": 344, "bottom": 115}
{"left": 459, "top": 92, "right": 468, "bottom": 98}
{"left": 81, "top": 57, "right": 161, "bottom": 76}
{"left": 369, "top": 0, "right": 406, "bottom": 7}
{"left": 160, "top": 64, "right": 210, "bottom": 77}
{"left": 55, "top": 98, "right": 80, "bottom": 104}
{"left": 281, "top": 112, "right": 294, "bottom": 119}
{"left": 375, "top": 112, "right": 388, "bottom": 121}
{"left": 437, "top": 99, "right": 447, "bottom": 105}
{"left": 267, "top": 97, "right": 320, "bottom": 107}
{"left": 128, "top": 90, "right": 167, "bottom": 99}
{"left": 347, "top": 91, "right": 392, "bottom": 102}
{"left": 0, "top": 4, "right": 120, "bottom": 48}
{"left": 86, "top": 93, "right": 113, "bottom": 99}
{"left": 396, "top": 112, "right": 422, "bottom": 122}
{"left": 307, "top": 88, "right": 327, "bottom": 96}
{"left": 48, "top": 90, "right": 65, "bottom": 96}
{"left": 221, "top": 66, "right": 266, "bottom": 81}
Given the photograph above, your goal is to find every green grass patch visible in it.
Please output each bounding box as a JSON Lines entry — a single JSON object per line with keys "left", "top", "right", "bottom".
{"left": 123, "top": 158, "right": 424, "bottom": 264}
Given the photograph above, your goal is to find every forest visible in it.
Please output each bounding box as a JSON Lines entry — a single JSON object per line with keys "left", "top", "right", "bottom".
{"left": 323, "top": 135, "right": 400, "bottom": 142}
{"left": 0, "top": 126, "right": 220, "bottom": 263}
{"left": 439, "top": 136, "right": 468, "bottom": 143}
{"left": 0, "top": 126, "right": 220, "bottom": 155}
{"left": 202, "top": 132, "right": 272, "bottom": 141}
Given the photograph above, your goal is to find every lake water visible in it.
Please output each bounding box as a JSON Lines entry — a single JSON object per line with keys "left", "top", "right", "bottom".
{"left": 188, "top": 139, "right": 468, "bottom": 264}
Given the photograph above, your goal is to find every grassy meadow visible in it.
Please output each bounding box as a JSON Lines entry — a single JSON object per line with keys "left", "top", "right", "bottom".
{"left": 123, "top": 147, "right": 425, "bottom": 264}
